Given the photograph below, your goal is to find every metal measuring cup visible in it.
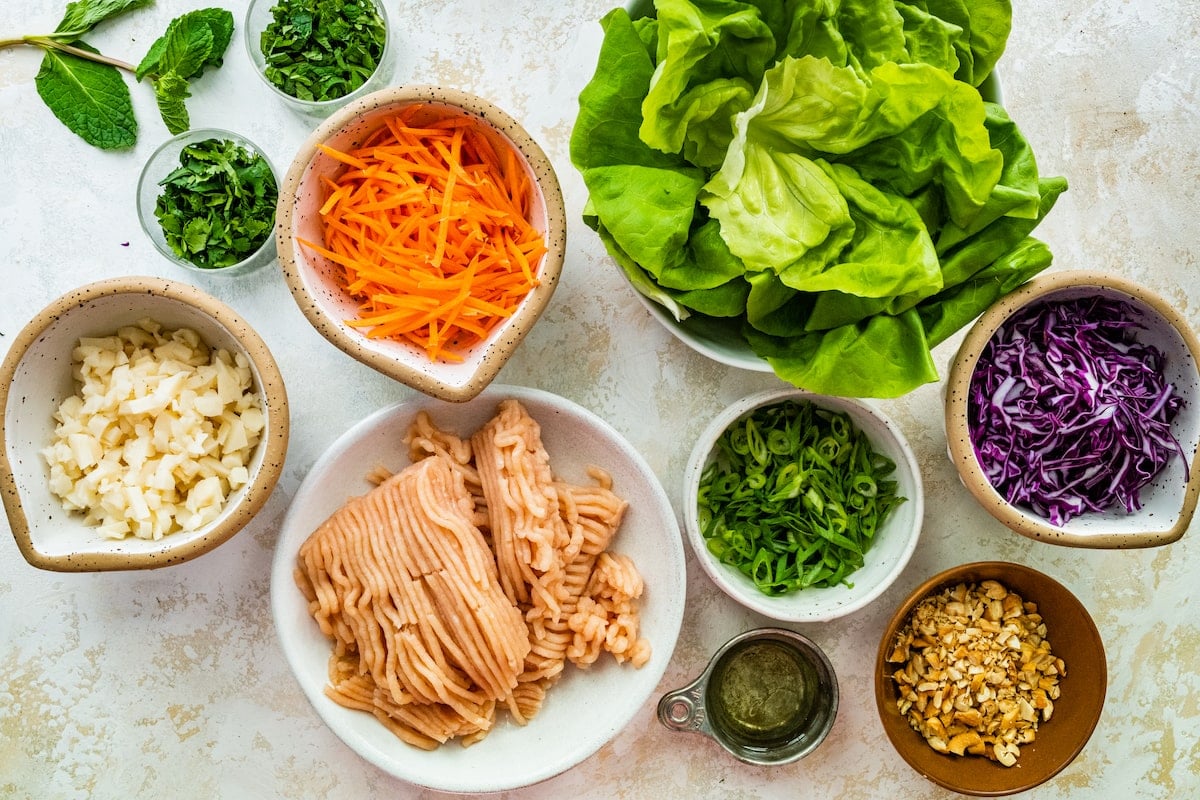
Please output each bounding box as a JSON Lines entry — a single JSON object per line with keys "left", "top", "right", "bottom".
{"left": 657, "top": 627, "right": 839, "bottom": 765}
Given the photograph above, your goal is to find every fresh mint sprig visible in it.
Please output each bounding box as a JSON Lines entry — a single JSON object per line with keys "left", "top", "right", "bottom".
{"left": 0, "top": 1, "right": 234, "bottom": 149}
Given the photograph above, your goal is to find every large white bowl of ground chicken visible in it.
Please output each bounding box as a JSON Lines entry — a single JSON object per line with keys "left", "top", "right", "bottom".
{"left": 270, "top": 385, "right": 686, "bottom": 793}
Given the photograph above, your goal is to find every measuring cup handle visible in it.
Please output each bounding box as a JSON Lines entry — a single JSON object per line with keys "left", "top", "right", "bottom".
{"left": 657, "top": 685, "right": 707, "bottom": 733}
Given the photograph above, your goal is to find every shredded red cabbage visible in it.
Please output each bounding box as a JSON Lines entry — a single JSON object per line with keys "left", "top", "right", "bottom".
{"left": 967, "top": 295, "right": 1188, "bottom": 525}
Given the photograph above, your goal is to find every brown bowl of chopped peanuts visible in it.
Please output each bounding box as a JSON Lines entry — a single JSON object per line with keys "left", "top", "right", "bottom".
{"left": 874, "top": 561, "right": 1107, "bottom": 796}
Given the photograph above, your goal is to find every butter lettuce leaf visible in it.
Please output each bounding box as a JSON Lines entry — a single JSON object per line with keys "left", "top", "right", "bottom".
{"left": 570, "top": 0, "right": 1061, "bottom": 398}
{"left": 749, "top": 308, "right": 940, "bottom": 398}
{"left": 584, "top": 164, "right": 706, "bottom": 277}
{"left": 639, "top": 0, "right": 777, "bottom": 158}
{"left": 910, "top": 0, "right": 1012, "bottom": 86}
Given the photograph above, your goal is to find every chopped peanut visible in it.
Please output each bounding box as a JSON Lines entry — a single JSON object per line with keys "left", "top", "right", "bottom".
{"left": 887, "top": 581, "right": 1065, "bottom": 766}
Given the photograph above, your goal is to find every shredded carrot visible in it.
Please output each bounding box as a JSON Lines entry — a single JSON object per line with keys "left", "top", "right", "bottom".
{"left": 299, "top": 105, "right": 548, "bottom": 362}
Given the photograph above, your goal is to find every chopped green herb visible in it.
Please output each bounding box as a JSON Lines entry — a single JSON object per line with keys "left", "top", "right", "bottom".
{"left": 154, "top": 138, "right": 278, "bottom": 269}
{"left": 259, "top": 0, "right": 387, "bottom": 102}
{"left": 697, "top": 399, "right": 905, "bottom": 594}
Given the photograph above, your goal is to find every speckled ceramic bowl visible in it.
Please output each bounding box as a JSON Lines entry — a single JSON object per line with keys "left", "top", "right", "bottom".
{"left": 0, "top": 277, "right": 289, "bottom": 572}
{"left": 945, "top": 270, "right": 1200, "bottom": 548}
{"left": 682, "top": 388, "right": 924, "bottom": 622}
{"left": 875, "top": 561, "right": 1106, "bottom": 796}
{"left": 276, "top": 86, "right": 566, "bottom": 403}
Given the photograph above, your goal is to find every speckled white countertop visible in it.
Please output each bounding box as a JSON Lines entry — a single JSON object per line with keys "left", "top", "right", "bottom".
{"left": 2, "top": 1, "right": 1198, "bottom": 798}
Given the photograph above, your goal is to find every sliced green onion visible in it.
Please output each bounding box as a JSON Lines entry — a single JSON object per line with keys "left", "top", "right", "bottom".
{"left": 698, "top": 399, "right": 906, "bottom": 594}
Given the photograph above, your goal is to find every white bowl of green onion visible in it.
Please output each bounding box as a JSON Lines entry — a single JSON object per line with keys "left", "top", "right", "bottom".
{"left": 683, "top": 388, "right": 924, "bottom": 622}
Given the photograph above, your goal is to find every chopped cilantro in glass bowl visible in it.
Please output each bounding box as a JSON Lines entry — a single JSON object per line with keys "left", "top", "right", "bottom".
{"left": 136, "top": 128, "right": 279, "bottom": 277}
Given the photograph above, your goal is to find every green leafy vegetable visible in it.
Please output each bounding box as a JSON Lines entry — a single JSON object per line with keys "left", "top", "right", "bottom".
{"left": 0, "top": 1, "right": 234, "bottom": 147}
{"left": 571, "top": 0, "right": 1066, "bottom": 398}
{"left": 259, "top": 0, "right": 387, "bottom": 102}
{"left": 136, "top": 7, "right": 233, "bottom": 80}
{"left": 54, "top": 0, "right": 152, "bottom": 38}
{"left": 697, "top": 399, "right": 905, "bottom": 594}
{"left": 152, "top": 71, "right": 191, "bottom": 136}
{"left": 154, "top": 138, "right": 278, "bottom": 269}
{"left": 136, "top": 8, "right": 235, "bottom": 134}
{"left": 35, "top": 42, "right": 138, "bottom": 150}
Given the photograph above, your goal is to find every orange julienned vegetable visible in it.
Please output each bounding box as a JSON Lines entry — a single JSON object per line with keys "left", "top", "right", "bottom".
{"left": 299, "top": 106, "right": 547, "bottom": 362}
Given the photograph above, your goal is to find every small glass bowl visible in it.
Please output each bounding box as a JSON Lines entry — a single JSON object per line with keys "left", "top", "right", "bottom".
{"left": 243, "top": 0, "right": 396, "bottom": 118}
{"left": 136, "top": 128, "right": 279, "bottom": 278}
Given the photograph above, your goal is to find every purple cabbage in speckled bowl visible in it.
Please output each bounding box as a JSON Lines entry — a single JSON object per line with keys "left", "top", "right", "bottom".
{"left": 967, "top": 295, "right": 1187, "bottom": 525}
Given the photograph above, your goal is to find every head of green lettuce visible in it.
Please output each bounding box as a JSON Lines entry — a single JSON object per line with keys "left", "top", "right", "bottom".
{"left": 570, "top": 0, "right": 1065, "bottom": 398}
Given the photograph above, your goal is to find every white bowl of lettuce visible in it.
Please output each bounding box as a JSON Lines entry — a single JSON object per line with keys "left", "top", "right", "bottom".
{"left": 574, "top": 0, "right": 1062, "bottom": 397}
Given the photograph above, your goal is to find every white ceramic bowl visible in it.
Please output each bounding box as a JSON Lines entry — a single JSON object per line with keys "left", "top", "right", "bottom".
{"left": 945, "top": 269, "right": 1200, "bottom": 548}
{"left": 136, "top": 128, "right": 279, "bottom": 277}
{"left": 0, "top": 277, "right": 289, "bottom": 571}
{"left": 276, "top": 86, "right": 566, "bottom": 402}
{"left": 243, "top": 0, "right": 395, "bottom": 117}
{"left": 633, "top": 291, "right": 771, "bottom": 373}
{"left": 270, "top": 385, "right": 686, "bottom": 793}
{"left": 682, "top": 388, "right": 923, "bottom": 622}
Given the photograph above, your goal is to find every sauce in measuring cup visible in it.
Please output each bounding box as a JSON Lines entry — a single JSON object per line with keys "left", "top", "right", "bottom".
{"left": 657, "top": 628, "right": 838, "bottom": 765}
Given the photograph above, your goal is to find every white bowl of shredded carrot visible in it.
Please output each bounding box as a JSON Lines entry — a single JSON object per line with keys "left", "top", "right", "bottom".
{"left": 276, "top": 86, "right": 566, "bottom": 403}
{"left": 270, "top": 385, "right": 686, "bottom": 792}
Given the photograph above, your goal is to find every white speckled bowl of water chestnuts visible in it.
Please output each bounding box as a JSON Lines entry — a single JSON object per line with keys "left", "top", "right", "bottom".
{"left": 0, "top": 276, "right": 289, "bottom": 571}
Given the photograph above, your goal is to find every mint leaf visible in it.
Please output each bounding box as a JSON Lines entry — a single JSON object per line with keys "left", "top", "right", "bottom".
{"left": 13, "top": 4, "right": 234, "bottom": 149}
{"left": 136, "top": 8, "right": 233, "bottom": 80}
{"left": 35, "top": 44, "right": 136, "bottom": 149}
{"left": 154, "top": 70, "right": 191, "bottom": 134}
{"left": 189, "top": 8, "right": 234, "bottom": 72}
{"left": 135, "top": 8, "right": 234, "bottom": 134}
{"left": 160, "top": 20, "right": 214, "bottom": 80}
{"left": 55, "top": 0, "right": 152, "bottom": 40}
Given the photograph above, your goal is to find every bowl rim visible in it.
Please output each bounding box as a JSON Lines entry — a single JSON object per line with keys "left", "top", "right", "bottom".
{"left": 136, "top": 127, "right": 280, "bottom": 276}
{"left": 631, "top": 289, "right": 773, "bottom": 373}
{"left": 682, "top": 387, "right": 924, "bottom": 622}
{"left": 873, "top": 560, "right": 1107, "bottom": 796}
{"left": 945, "top": 269, "right": 1200, "bottom": 548}
{"left": 0, "top": 275, "right": 290, "bottom": 572}
{"left": 274, "top": 85, "right": 566, "bottom": 403}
